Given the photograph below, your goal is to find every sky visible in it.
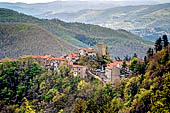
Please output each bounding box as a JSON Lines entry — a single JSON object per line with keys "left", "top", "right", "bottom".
{"left": 0, "top": 0, "right": 168, "bottom": 3}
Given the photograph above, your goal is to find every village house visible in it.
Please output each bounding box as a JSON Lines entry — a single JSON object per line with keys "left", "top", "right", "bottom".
{"left": 105, "top": 60, "right": 130, "bottom": 83}
{"left": 64, "top": 52, "right": 80, "bottom": 63}
{"left": 47, "top": 57, "right": 66, "bottom": 71}
{"left": 70, "top": 64, "right": 87, "bottom": 78}
{"left": 79, "top": 48, "right": 96, "bottom": 57}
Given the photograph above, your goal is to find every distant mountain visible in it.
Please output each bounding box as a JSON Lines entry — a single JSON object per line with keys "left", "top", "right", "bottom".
{"left": 0, "top": 1, "right": 169, "bottom": 41}
{"left": 0, "top": 1, "right": 160, "bottom": 16}
{"left": 0, "top": 22, "right": 78, "bottom": 59}
{"left": 37, "top": 3, "right": 170, "bottom": 41}
{"left": 0, "top": 8, "right": 153, "bottom": 58}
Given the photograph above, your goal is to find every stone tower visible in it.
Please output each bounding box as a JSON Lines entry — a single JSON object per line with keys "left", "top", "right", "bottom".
{"left": 97, "top": 43, "right": 106, "bottom": 56}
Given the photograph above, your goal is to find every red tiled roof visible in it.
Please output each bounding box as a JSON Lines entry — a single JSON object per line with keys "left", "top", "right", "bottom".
{"left": 0, "top": 58, "right": 17, "bottom": 62}
{"left": 40, "top": 55, "right": 51, "bottom": 59}
{"left": 22, "top": 55, "right": 51, "bottom": 59}
{"left": 71, "top": 65, "right": 85, "bottom": 68}
{"left": 66, "top": 52, "right": 80, "bottom": 59}
{"left": 8, "top": 58, "right": 17, "bottom": 61}
{"left": 68, "top": 54, "right": 75, "bottom": 59}
{"left": 48, "top": 57, "right": 66, "bottom": 61}
{"left": 126, "top": 61, "right": 131, "bottom": 66}
{"left": 106, "top": 60, "right": 130, "bottom": 69}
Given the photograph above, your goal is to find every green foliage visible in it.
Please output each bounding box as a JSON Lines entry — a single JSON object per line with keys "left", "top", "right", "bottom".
{"left": 161, "top": 50, "right": 169, "bottom": 64}
{"left": 73, "top": 98, "right": 86, "bottom": 113}
{"left": 0, "top": 58, "right": 43, "bottom": 105}
{"left": 155, "top": 37, "right": 163, "bottom": 52}
{"left": 18, "top": 97, "right": 36, "bottom": 113}
{"left": 77, "top": 80, "right": 87, "bottom": 90}
{"left": 150, "top": 73, "right": 170, "bottom": 113}
{"left": 42, "top": 88, "right": 59, "bottom": 101}
{"left": 129, "top": 57, "right": 138, "bottom": 71}
{"left": 147, "top": 48, "right": 154, "bottom": 59}
{"left": 120, "top": 60, "right": 128, "bottom": 75}
{"left": 163, "top": 34, "right": 169, "bottom": 48}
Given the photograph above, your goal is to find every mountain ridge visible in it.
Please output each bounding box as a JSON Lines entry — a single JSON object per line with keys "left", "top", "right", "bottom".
{"left": 0, "top": 8, "right": 153, "bottom": 58}
{"left": 36, "top": 3, "right": 170, "bottom": 41}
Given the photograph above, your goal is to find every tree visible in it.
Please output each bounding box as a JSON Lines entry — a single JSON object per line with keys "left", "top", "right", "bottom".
{"left": 115, "top": 56, "right": 121, "bottom": 61}
{"left": 15, "top": 97, "right": 36, "bottom": 113}
{"left": 120, "top": 60, "right": 128, "bottom": 76}
{"left": 147, "top": 48, "right": 154, "bottom": 59}
{"left": 73, "top": 98, "right": 86, "bottom": 113}
{"left": 77, "top": 80, "right": 87, "bottom": 90}
{"left": 144, "top": 56, "right": 147, "bottom": 64}
{"left": 124, "top": 55, "right": 131, "bottom": 61}
{"left": 133, "top": 53, "right": 138, "bottom": 58}
{"left": 129, "top": 57, "right": 138, "bottom": 71}
{"left": 155, "top": 37, "right": 162, "bottom": 52}
{"left": 161, "top": 50, "right": 169, "bottom": 64}
{"left": 162, "top": 35, "right": 169, "bottom": 48}
{"left": 106, "top": 46, "right": 110, "bottom": 57}
{"left": 150, "top": 73, "right": 170, "bottom": 113}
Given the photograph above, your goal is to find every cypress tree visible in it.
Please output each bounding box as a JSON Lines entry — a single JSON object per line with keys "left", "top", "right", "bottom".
{"left": 133, "top": 53, "right": 138, "bottom": 58}
{"left": 162, "top": 35, "right": 169, "bottom": 47}
{"left": 154, "top": 37, "right": 162, "bottom": 52}
{"left": 147, "top": 48, "right": 154, "bottom": 59}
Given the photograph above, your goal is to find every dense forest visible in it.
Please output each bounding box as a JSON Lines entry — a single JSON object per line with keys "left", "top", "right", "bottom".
{"left": 0, "top": 8, "right": 153, "bottom": 58}
{"left": 0, "top": 36, "right": 169, "bottom": 113}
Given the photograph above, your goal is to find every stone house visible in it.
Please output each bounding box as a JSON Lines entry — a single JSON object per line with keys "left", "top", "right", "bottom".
{"left": 105, "top": 60, "right": 130, "bottom": 83}
{"left": 64, "top": 52, "right": 80, "bottom": 63}
{"left": 70, "top": 64, "right": 87, "bottom": 78}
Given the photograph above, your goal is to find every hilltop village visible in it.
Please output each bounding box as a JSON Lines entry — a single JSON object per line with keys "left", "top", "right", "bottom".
{"left": 0, "top": 43, "right": 139, "bottom": 84}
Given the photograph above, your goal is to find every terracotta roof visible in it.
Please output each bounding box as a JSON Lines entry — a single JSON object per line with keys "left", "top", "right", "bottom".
{"left": 0, "top": 58, "right": 17, "bottom": 62}
{"left": 106, "top": 60, "right": 130, "bottom": 69}
{"left": 68, "top": 54, "right": 75, "bottom": 59}
{"left": 41, "top": 55, "right": 51, "bottom": 59}
{"left": 48, "top": 57, "right": 66, "bottom": 61}
{"left": 126, "top": 61, "right": 131, "bottom": 66}
{"left": 67, "top": 52, "right": 80, "bottom": 59}
{"left": 22, "top": 55, "right": 51, "bottom": 59}
{"left": 8, "top": 58, "right": 17, "bottom": 61}
{"left": 71, "top": 65, "right": 85, "bottom": 68}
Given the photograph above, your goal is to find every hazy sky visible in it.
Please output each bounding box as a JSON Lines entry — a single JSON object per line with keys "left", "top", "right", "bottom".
{"left": 0, "top": 0, "right": 168, "bottom": 3}
{"left": 0, "top": 0, "right": 164, "bottom": 3}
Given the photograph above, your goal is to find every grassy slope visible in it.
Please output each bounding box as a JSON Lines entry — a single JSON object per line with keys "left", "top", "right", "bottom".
{"left": 0, "top": 22, "right": 78, "bottom": 59}
{"left": 0, "top": 8, "right": 153, "bottom": 58}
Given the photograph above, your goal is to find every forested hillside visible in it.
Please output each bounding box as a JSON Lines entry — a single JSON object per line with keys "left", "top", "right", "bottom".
{"left": 0, "top": 42, "right": 169, "bottom": 113}
{"left": 0, "top": 22, "right": 78, "bottom": 59}
{"left": 0, "top": 8, "right": 153, "bottom": 58}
